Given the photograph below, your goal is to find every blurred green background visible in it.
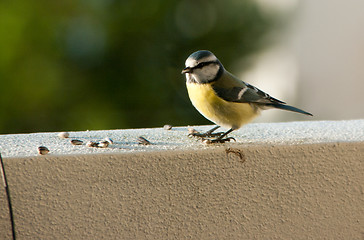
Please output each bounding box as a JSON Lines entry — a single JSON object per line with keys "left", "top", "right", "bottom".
{"left": 0, "top": 0, "right": 284, "bottom": 134}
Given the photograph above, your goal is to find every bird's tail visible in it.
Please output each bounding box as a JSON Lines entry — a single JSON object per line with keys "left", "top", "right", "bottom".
{"left": 266, "top": 103, "right": 313, "bottom": 116}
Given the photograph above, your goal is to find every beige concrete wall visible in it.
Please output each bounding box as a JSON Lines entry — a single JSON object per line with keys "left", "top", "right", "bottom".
{"left": 0, "top": 181, "right": 12, "bottom": 239}
{"left": 1, "top": 142, "right": 363, "bottom": 239}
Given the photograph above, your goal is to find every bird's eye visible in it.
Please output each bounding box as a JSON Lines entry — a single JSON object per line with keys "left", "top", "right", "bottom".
{"left": 197, "top": 62, "right": 206, "bottom": 68}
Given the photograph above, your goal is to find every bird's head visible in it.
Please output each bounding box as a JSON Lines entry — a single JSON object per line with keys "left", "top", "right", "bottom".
{"left": 182, "top": 50, "right": 223, "bottom": 83}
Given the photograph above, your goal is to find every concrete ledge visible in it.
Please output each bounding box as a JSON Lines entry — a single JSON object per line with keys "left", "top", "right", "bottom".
{"left": 1, "top": 120, "right": 364, "bottom": 239}
{"left": 0, "top": 120, "right": 364, "bottom": 158}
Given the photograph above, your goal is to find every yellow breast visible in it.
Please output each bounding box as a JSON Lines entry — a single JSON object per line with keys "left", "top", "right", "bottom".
{"left": 186, "top": 82, "right": 259, "bottom": 129}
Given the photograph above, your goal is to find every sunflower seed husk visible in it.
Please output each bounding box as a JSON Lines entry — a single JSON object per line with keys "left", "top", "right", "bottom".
{"left": 202, "top": 139, "right": 212, "bottom": 145}
{"left": 188, "top": 127, "right": 198, "bottom": 134}
{"left": 86, "top": 141, "right": 98, "bottom": 147}
{"left": 70, "top": 139, "right": 83, "bottom": 145}
{"left": 97, "top": 141, "right": 109, "bottom": 148}
{"left": 58, "top": 132, "right": 70, "bottom": 139}
{"left": 164, "top": 124, "right": 173, "bottom": 130}
{"left": 137, "top": 136, "right": 151, "bottom": 145}
{"left": 103, "top": 137, "right": 114, "bottom": 145}
{"left": 38, "top": 146, "right": 49, "bottom": 155}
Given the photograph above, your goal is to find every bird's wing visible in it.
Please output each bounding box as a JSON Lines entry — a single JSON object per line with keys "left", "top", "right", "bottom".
{"left": 212, "top": 71, "right": 285, "bottom": 104}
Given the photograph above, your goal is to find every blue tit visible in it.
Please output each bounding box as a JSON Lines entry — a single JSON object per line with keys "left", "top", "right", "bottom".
{"left": 182, "top": 50, "right": 312, "bottom": 143}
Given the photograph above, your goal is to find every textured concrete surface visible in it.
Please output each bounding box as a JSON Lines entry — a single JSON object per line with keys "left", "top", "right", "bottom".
{"left": 0, "top": 177, "right": 12, "bottom": 240}
{"left": 0, "top": 120, "right": 363, "bottom": 239}
{"left": 0, "top": 119, "right": 363, "bottom": 158}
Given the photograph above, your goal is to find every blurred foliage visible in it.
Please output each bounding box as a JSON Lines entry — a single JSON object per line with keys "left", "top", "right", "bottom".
{"left": 0, "top": 0, "right": 280, "bottom": 134}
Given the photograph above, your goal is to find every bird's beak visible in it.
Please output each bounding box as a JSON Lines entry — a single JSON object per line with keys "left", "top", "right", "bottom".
{"left": 181, "top": 67, "right": 192, "bottom": 74}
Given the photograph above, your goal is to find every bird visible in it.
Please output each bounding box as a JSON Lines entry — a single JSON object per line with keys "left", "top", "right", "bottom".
{"left": 181, "top": 50, "right": 312, "bottom": 143}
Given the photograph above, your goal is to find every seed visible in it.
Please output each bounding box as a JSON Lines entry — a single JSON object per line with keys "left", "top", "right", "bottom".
{"left": 103, "top": 137, "right": 114, "bottom": 145}
{"left": 58, "top": 132, "right": 70, "bottom": 139}
{"left": 202, "top": 139, "right": 212, "bottom": 145}
{"left": 38, "top": 146, "right": 49, "bottom": 155}
{"left": 164, "top": 124, "right": 173, "bottom": 130}
{"left": 86, "top": 141, "right": 98, "bottom": 147}
{"left": 137, "top": 136, "right": 151, "bottom": 145}
{"left": 70, "top": 139, "right": 83, "bottom": 145}
{"left": 97, "top": 141, "right": 109, "bottom": 148}
{"left": 188, "top": 127, "right": 198, "bottom": 134}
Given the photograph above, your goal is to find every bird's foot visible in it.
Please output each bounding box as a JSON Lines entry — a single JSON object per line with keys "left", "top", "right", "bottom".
{"left": 202, "top": 137, "right": 236, "bottom": 144}
{"left": 189, "top": 131, "right": 225, "bottom": 138}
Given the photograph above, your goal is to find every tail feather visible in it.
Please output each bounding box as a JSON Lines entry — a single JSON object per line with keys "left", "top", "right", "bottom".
{"left": 267, "top": 103, "right": 313, "bottom": 116}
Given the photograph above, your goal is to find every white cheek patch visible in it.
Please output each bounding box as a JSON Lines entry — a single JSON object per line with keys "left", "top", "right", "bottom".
{"left": 200, "top": 64, "right": 219, "bottom": 79}
{"left": 191, "top": 63, "right": 220, "bottom": 83}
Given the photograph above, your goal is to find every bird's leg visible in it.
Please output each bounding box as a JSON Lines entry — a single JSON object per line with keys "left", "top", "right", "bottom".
{"left": 189, "top": 126, "right": 225, "bottom": 138}
{"left": 205, "top": 128, "right": 236, "bottom": 144}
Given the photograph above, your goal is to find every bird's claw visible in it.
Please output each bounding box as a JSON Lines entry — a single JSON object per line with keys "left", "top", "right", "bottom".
{"left": 202, "top": 137, "right": 236, "bottom": 144}
{"left": 188, "top": 131, "right": 225, "bottom": 138}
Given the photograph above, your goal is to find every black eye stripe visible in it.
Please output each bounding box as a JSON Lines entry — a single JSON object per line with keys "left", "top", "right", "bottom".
{"left": 192, "top": 61, "right": 217, "bottom": 69}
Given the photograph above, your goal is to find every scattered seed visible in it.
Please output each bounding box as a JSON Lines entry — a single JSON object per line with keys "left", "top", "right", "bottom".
{"left": 188, "top": 127, "right": 199, "bottom": 134}
{"left": 137, "top": 136, "right": 151, "bottom": 145}
{"left": 58, "top": 132, "right": 70, "bottom": 139}
{"left": 86, "top": 141, "right": 98, "bottom": 147}
{"left": 202, "top": 139, "right": 212, "bottom": 144}
{"left": 103, "top": 137, "right": 114, "bottom": 145}
{"left": 38, "top": 146, "right": 49, "bottom": 155}
{"left": 70, "top": 139, "right": 83, "bottom": 145}
{"left": 97, "top": 141, "right": 109, "bottom": 148}
{"left": 164, "top": 124, "right": 173, "bottom": 130}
